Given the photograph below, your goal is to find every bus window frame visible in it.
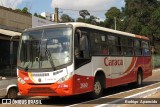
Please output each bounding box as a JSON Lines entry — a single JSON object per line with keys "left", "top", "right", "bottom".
{"left": 121, "top": 36, "right": 134, "bottom": 57}
{"left": 141, "top": 40, "right": 151, "bottom": 57}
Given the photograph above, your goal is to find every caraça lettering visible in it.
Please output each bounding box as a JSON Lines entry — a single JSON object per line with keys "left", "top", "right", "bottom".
{"left": 104, "top": 57, "right": 123, "bottom": 66}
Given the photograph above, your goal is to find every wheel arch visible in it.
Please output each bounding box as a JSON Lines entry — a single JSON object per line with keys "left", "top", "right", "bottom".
{"left": 6, "top": 84, "right": 18, "bottom": 94}
{"left": 94, "top": 70, "right": 106, "bottom": 88}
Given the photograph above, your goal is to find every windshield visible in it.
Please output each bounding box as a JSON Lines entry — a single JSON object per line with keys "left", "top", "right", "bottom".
{"left": 17, "top": 27, "right": 72, "bottom": 70}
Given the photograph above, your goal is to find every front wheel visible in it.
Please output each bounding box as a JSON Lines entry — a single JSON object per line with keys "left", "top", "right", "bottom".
{"left": 7, "top": 88, "right": 18, "bottom": 99}
{"left": 91, "top": 77, "right": 103, "bottom": 99}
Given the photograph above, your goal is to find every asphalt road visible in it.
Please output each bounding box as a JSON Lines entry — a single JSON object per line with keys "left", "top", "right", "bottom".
{"left": 0, "top": 70, "right": 160, "bottom": 107}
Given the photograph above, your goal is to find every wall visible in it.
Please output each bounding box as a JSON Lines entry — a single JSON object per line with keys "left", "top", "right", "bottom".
{"left": 0, "top": 6, "right": 32, "bottom": 32}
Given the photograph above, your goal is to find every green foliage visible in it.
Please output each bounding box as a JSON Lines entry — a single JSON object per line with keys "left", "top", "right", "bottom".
{"left": 34, "top": 13, "right": 46, "bottom": 19}
{"left": 76, "top": 15, "right": 104, "bottom": 27}
{"left": 79, "top": 10, "right": 90, "bottom": 19}
{"left": 77, "top": 10, "right": 105, "bottom": 27}
{"left": 60, "top": 14, "right": 74, "bottom": 22}
{"left": 105, "top": 7, "right": 121, "bottom": 19}
{"left": 123, "top": 0, "right": 160, "bottom": 37}
{"left": 21, "top": 7, "right": 31, "bottom": 15}
{"left": 104, "top": 7, "right": 122, "bottom": 30}
{"left": 15, "top": 7, "right": 31, "bottom": 15}
{"left": 104, "top": 0, "right": 160, "bottom": 54}
{"left": 152, "top": 54, "right": 160, "bottom": 68}
{"left": 15, "top": 9, "right": 21, "bottom": 12}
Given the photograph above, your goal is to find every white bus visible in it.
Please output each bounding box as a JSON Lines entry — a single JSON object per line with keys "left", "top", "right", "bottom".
{"left": 17, "top": 22, "right": 152, "bottom": 98}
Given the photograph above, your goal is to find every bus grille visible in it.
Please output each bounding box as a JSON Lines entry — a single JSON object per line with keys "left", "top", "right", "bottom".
{"left": 28, "top": 87, "right": 55, "bottom": 94}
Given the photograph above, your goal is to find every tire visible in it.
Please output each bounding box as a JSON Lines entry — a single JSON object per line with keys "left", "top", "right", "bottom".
{"left": 136, "top": 72, "right": 143, "bottom": 87}
{"left": 128, "top": 71, "right": 143, "bottom": 87}
{"left": 7, "top": 88, "right": 18, "bottom": 99}
{"left": 91, "top": 76, "right": 103, "bottom": 99}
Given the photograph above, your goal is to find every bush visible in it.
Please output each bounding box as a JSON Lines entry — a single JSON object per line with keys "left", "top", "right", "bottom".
{"left": 152, "top": 54, "right": 160, "bottom": 69}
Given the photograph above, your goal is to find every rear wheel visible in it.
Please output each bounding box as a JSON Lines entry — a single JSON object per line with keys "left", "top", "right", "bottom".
{"left": 136, "top": 72, "right": 143, "bottom": 87}
{"left": 91, "top": 77, "right": 103, "bottom": 98}
{"left": 128, "top": 71, "right": 143, "bottom": 87}
{"left": 7, "top": 88, "right": 18, "bottom": 99}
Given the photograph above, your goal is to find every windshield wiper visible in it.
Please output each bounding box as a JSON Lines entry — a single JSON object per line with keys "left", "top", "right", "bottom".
{"left": 24, "top": 62, "right": 32, "bottom": 71}
{"left": 45, "top": 48, "right": 56, "bottom": 71}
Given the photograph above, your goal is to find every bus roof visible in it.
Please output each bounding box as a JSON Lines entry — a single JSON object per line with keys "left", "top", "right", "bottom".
{"left": 26, "top": 22, "right": 149, "bottom": 40}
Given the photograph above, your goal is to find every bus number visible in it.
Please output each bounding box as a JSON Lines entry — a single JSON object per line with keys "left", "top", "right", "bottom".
{"left": 80, "top": 83, "right": 88, "bottom": 88}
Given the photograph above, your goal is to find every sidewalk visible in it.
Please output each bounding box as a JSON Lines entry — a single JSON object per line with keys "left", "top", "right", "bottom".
{"left": 120, "top": 92, "right": 160, "bottom": 107}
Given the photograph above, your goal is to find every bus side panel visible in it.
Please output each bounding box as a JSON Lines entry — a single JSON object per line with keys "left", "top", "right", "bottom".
{"left": 134, "top": 57, "right": 144, "bottom": 79}
{"left": 73, "top": 63, "right": 94, "bottom": 95}
{"left": 92, "top": 57, "right": 112, "bottom": 87}
{"left": 143, "top": 56, "right": 152, "bottom": 79}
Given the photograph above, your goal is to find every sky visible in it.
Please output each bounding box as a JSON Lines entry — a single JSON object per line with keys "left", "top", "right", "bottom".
{"left": 0, "top": 0, "right": 125, "bottom": 20}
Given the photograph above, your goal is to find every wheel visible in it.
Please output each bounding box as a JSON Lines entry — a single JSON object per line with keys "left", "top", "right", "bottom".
{"left": 128, "top": 71, "right": 143, "bottom": 87}
{"left": 91, "top": 76, "right": 103, "bottom": 99}
{"left": 136, "top": 72, "right": 143, "bottom": 87}
{"left": 7, "top": 88, "right": 18, "bottom": 99}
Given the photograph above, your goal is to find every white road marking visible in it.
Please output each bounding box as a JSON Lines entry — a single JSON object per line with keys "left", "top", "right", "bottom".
{"left": 95, "top": 86, "right": 160, "bottom": 107}
{"left": 67, "top": 82, "right": 160, "bottom": 107}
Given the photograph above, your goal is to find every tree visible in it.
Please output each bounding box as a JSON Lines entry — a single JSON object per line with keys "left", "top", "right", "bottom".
{"left": 15, "top": 9, "right": 21, "bottom": 12}
{"left": 21, "top": 7, "right": 31, "bottom": 14}
{"left": 123, "top": 0, "right": 160, "bottom": 39}
{"left": 60, "top": 14, "right": 74, "bottom": 22}
{"left": 77, "top": 15, "right": 104, "bottom": 27}
{"left": 34, "top": 13, "right": 38, "bottom": 17}
{"left": 34, "top": 13, "right": 46, "bottom": 19}
{"left": 79, "top": 10, "right": 90, "bottom": 19}
{"left": 120, "top": 0, "right": 160, "bottom": 54}
{"left": 104, "top": 7, "right": 122, "bottom": 30}
{"left": 76, "top": 17, "right": 85, "bottom": 22}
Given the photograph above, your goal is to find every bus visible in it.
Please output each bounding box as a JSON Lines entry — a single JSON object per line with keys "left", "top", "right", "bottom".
{"left": 17, "top": 22, "right": 152, "bottom": 98}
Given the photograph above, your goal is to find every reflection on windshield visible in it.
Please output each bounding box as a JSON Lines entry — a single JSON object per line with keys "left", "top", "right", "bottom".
{"left": 18, "top": 28, "right": 72, "bottom": 70}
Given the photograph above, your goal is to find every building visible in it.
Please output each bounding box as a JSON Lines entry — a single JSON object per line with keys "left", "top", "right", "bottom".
{"left": 0, "top": 6, "right": 54, "bottom": 77}
{"left": 41, "top": 12, "right": 54, "bottom": 21}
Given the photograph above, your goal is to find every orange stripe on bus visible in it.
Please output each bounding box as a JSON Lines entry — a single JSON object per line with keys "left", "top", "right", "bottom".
{"left": 28, "top": 72, "right": 37, "bottom": 83}
{"left": 123, "top": 57, "right": 137, "bottom": 74}
{"left": 135, "top": 35, "right": 149, "bottom": 40}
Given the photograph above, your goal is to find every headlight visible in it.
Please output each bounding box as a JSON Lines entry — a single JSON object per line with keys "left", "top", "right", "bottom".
{"left": 18, "top": 77, "right": 26, "bottom": 84}
{"left": 57, "top": 72, "right": 73, "bottom": 83}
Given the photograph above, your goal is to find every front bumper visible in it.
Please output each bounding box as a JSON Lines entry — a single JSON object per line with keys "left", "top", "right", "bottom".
{"left": 18, "top": 78, "right": 73, "bottom": 97}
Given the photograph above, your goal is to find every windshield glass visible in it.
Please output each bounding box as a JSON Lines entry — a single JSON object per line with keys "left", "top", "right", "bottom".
{"left": 18, "top": 27, "right": 72, "bottom": 70}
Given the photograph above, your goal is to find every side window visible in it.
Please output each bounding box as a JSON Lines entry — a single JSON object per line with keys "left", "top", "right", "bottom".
{"left": 134, "top": 40, "right": 142, "bottom": 56}
{"left": 91, "top": 32, "right": 101, "bottom": 55}
{"left": 80, "top": 34, "right": 89, "bottom": 58}
{"left": 122, "top": 37, "right": 133, "bottom": 56}
{"left": 75, "top": 29, "right": 90, "bottom": 59}
{"left": 100, "top": 34, "right": 108, "bottom": 55}
{"left": 108, "top": 34, "right": 122, "bottom": 55}
{"left": 90, "top": 31, "right": 108, "bottom": 55}
{"left": 142, "top": 41, "right": 150, "bottom": 56}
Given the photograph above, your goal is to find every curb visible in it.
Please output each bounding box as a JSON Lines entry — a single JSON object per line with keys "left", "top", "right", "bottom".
{"left": 153, "top": 69, "right": 160, "bottom": 72}
{"left": 95, "top": 86, "right": 160, "bottom": 107}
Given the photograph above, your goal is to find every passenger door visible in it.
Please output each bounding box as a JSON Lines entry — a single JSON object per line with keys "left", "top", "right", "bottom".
{"left": 74, "top": 28, "right": 93, "bottom": 93}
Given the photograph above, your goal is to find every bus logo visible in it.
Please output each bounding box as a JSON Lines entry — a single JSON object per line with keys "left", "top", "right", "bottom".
{"left": 104, "top": 57, "right": 123, "bottom": 66}
{"left": 38, "top": 78, "right": 42, "bottom": 82}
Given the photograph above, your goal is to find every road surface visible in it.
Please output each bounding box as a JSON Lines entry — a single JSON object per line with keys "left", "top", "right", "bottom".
{"left": 0, "top": 69, "right": 160, "bottom": 107}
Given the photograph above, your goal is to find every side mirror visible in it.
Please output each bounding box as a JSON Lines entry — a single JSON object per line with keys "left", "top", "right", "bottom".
{"left": 76, "top": 29, "right": 82, "bottom": 38}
